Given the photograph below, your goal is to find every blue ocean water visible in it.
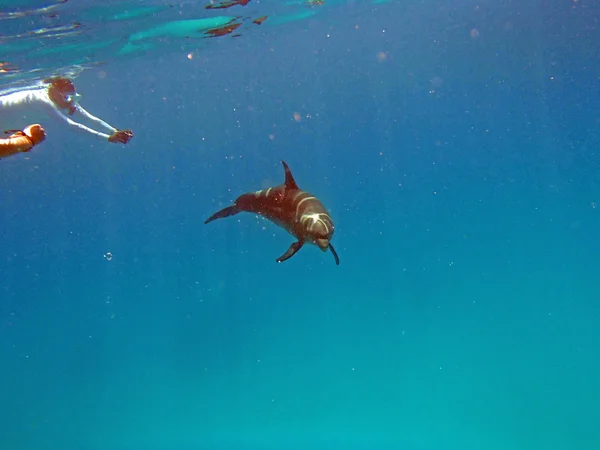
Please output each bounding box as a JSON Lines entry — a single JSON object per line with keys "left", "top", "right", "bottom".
{"left": 1, "top": 0, "right": 599, "bottom": 449}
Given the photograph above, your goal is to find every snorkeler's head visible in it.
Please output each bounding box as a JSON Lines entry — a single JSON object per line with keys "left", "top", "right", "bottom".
{"left": 45, "top": 77, "right": 77, "bottom": 112}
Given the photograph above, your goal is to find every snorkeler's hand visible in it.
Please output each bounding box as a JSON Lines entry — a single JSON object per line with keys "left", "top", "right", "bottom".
{"left": 108, "top": 129, "right": 134, "bottom": 144}
{"left": 22, "top": 124, "right": 46, "bottom": 146}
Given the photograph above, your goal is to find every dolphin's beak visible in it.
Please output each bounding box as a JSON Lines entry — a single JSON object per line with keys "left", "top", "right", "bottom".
{"left": 316, "top": 239, "right": 329, "bottom": 251}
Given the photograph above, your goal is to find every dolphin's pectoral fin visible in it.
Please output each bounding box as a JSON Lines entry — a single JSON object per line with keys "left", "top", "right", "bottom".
{"left": 276, "top": 241, "right": 304, "bottom": 263}
{"left": 204, "top": 205, "right": 240, "bottom": 224}
{"left": 329, "top": 244, "right": 340, "bottom": 266}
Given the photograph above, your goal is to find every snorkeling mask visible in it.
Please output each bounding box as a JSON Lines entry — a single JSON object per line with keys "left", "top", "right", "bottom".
{"left": 66, "top": 92, "right": 82, "bottom": 103}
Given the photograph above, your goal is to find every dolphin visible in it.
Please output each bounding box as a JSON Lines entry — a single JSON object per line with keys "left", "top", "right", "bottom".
{"left": 205, "top": 161, "right": 339, "bottom": 265}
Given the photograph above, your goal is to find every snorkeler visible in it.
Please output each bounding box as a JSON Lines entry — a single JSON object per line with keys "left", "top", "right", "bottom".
{"left": 0, "top": 124, "right": 46, "bottom": 159}
{"left": 0, "top": 77, "right": 133, "bottom": 144}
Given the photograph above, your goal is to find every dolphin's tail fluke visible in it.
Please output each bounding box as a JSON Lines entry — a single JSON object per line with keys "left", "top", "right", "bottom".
{"left": 204, "top": 205, "right": 240, "bottom": 224}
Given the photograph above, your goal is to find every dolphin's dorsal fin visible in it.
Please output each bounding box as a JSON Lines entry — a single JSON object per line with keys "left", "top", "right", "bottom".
{"left": 281, "top": 160, "right": 299, "bottom": 190}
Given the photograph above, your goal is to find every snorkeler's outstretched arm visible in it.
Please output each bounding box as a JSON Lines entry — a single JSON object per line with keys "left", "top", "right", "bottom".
{"left": 73, "top": 103, "right": 118, "bottom": 133}
{"left": 51, "top": 107, "right": 112, "bottom": 140}
{"left": 72, "top": 104, "right": 134, "bottom": 144}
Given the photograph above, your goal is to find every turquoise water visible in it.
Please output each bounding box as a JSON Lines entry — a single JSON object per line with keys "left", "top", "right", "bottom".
{"left": 1, "top": 1, "right": 599, "bottom": 449}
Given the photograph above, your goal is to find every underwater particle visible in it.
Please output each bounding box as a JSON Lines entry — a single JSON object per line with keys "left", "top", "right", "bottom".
{"left": 470, "top": 28, "right": 480, "bottom": 38}
{"left": 253, "top": 15, "right": 268, "bottom": 25}
{"left": 187, "top": 52, "right": 194, "bottom": 60}
{"left": 376, "top": 51, "right": 388, "bottom": 62}
{"left": 592, "top": 201, "right": 596, "bottom": 209}
{"left": 430, "top": 76, "right": 444, "bottom": 88}
{"left": 269, "top": 134, "right": 275, "bottom": 141}
{"left": 103, "top": 252, "right": 113, "bottom": 261}
{"left": 293, "top": 112, "right": 302, "bottom": 122}
{"left": 376, "top": 51, "right": 387, "bottom": 62}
